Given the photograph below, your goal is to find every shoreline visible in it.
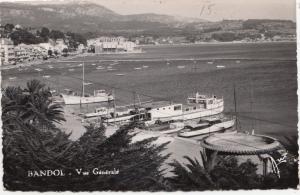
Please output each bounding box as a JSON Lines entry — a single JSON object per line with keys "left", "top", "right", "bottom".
{"left": 1, "top": 40, "right": 296, "bottom": 70}
{"left": 139, "top": 40, "right": 296, "bottom": 47}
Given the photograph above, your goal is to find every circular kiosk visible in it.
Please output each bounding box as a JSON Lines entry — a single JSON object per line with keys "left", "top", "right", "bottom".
{"left": 200, "top": 133, "right": 282, "bottom": 176}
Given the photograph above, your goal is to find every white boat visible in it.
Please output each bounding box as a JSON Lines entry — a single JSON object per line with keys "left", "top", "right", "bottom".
{"left": 178, "top": 117, "right": 235, "bottom": 137}
{"left": 177, "top": 65, "right": 185, "bottom": 69}
{"left": 102, "top": 108, "right": 139, "bottom": 123}
{"left": 96, "top": 66, "right": 104, "bottom": 70}
{"left": 216, "top": 65, "right": 225, "bottom": 68}
{"left": 62, "top": 89, "right": 114, "bottom": 105}
{"left": 148, "top": 122, "right": 185, "bottom": 134}
{"left": 134, "top": 67, "right": 142, "bottom": 70}
{"left": 61, "top": 61, "right": 114, "bottom": 105}
{"left": 143, "top": 93, "right": 224, "bottom": 125}
{"left": 84, "top": 107, "right": 114, "bottom": 118}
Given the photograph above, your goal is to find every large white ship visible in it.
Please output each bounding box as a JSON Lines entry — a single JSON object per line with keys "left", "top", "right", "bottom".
{"left": 101, "top": 92, "right": 224, "bottom": 125}
{"left": 142, "top": 93, "right": 224, "bottom": 125}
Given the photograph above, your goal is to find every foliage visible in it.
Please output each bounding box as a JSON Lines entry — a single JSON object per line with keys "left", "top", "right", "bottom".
{"left": 66, "top": 31, "right": 87, "bottom": 48}
{"left": 9, "top": 29, "right": 43, "bottom": 45}
{"left": 40, "top": 27, "right": 50, "bottom": 42}
{"left": 168, "top": 152, "right": 279, "bottom": 191}
{"left": 49, "top": 30, "right": 65, "bottom": 41}
{"left": 2, "top": 80, "right": 170, "bottom": 191}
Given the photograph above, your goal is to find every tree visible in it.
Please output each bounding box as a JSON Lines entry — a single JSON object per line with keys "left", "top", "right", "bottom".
{"left": 62, "top": 48, "right": 69, "bottom": 57}
{"left": 40, "top": 27, "right": 50, "bottom": 42}
{"left": 2, "top": 80, "right": 171, "bottom": 191}
{"left": 10, "top": 29, "right": 42, "bottom": 45}
{"left": 48, "top": 49, "right": 53, "bottom": 56}
{"left": 168, "top": 151, "right": 274, "bottom": 191}
{"left": 49, "top": 30, "right": 65, "bottom": 41}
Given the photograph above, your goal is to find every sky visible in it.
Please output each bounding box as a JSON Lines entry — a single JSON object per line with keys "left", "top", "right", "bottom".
{"left": 0, "top": 0, "right": 297, "bottom": 21}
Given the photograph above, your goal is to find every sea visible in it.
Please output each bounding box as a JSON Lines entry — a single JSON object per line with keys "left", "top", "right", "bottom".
{"left": 2, "top": 42, "right": 297, "bottom": 143}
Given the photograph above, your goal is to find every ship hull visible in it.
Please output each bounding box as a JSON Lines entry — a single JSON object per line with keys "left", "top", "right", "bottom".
{"left": 147, "top": 105, "right": 224, "bottom": 125}
{"left": 178, "top": 119, "right": 235, "bottom": 137}
{"left": 62, "top": 94, "right": 113, "bottom": 105}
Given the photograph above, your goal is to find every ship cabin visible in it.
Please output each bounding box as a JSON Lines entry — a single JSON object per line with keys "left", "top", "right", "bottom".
{"left": 142, "top": 101, "right": 183, "bottom": 123}
{"left": 94, "top": 89, "right": 108, "bottom": 96}
{"left": 186, "top": 92, "right": 223, "bottom": 110}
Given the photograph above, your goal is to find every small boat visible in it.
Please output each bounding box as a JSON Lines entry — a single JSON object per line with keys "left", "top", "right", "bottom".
{"left": 43, "top": 75, "right": 51, "bottom": 78}
{"left": 78, "top": 64, "right": 83, "bottom": 67}
{"left": 84, "top": 107, "right": 114, "bottom": 118}
{"left": 115, "top": 74, "right": 125, "bottom": 76}
{"left": 207, "top": 61, "right": 214, "bottom": 65}
{"left": 216, "top": 65, "right": 225, "bottom": 68}
{"left": 91, "top": 63, "right": 96, "bottom": 66}
{"left": 149, "top": 122, "right": 185, "bottom": 134}
{"left": 143, "top": 65, "right": 149, "bottom": 68}
{"left": 236, "top": 60, "right": 241, "bottom": 64}
{"left": 68, "top": 69, "right": 75, "bottom": 72}
{"left": 178, "top": 117, "right": 235, "bottom": 137}
{"left": 177, "top": 65, "right": 185, "bottom": 69}
{"left": 34, "top": 68, "right": 43, "bottom": 72}
{"left": 62, "top": 89, "right": 114, "bottom": 105}
{"left": 61, "top": 62, "right": 114, "bottom": 105}
{"left": 96, "top": 66, "right": 104, "bottom": 70}
{"left": 134, "top": 67, "right": 142, "bottom": 70}
{"left": 9, "top": 77, "right": 16, "bottom": 80}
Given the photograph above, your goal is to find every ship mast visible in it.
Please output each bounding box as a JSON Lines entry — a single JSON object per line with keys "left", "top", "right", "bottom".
{"left": 233, "top": 84, "right": 238, "bottom": 131}
{"left": 82, "top": 59, "right": 85, "bottom": 97}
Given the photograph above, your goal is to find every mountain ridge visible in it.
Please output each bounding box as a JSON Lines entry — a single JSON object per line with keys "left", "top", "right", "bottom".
{"left": 0, "top": 1, "right": 208, "bottom": 33}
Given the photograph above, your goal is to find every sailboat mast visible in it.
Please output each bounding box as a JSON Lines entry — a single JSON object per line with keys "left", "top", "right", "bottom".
{"left": 233, "top": 84, "right": 238, "bottom": 130}
{"left": 82, "top": 60, "right": 85, "bottom": 97}
{"left": 113, "top": 89, "right": 116, "bottom": 125}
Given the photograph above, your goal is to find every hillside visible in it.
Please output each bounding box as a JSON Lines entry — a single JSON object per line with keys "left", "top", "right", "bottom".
{"left": 0, "top": 1, "right": 206, "bottom": 33}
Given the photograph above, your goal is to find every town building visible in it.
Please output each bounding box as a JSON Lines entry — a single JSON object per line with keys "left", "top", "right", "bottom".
{"left": 88, "top": 36, "right": 138, "bottom": 53}
{"left": 0, "top": 38, "right": 15, "bottom": 65}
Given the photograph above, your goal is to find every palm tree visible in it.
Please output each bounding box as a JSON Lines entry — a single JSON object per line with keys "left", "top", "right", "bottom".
{"left": 168, "top": 151, "right": 265, "bottom": 190}
{"left": 2, "top": 79, "right": 65, "bottom": 130}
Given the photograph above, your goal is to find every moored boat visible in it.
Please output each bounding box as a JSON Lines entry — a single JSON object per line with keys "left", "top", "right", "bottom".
{"left": 178, "top": 116, "right": 235, "bottom": 137}
{"left": 148, "top": 122, "right": 185, "bottom": 134}
{"left": 62, "top": 89, "right": 114, "bottom": 105}
{"left": 143, "top": 92, "right": 224, "bottom": 125}
{"left": 84, "top": 107, "right": 114, "bottom": 118}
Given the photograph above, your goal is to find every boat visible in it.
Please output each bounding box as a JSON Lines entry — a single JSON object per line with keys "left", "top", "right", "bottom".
{"left": 148, "top": 122, "right": 185, "bottom": 134}
{"left": 177, "top": 65, "right": 185, "bottom": 69}
{"left": 61, "top": 61, "right": 114, "bottom": 105}
{"left": 142, "top": 92, "right": 224, "bottom": 125}
{"left": 178, "top": 116, "right": 235, "bottom": 137}
{"left": 102, "top": 108, "right": 143, "bottom": 124}
{"left": 84, "top": 107, "right": 114, "bottom": 118}
{"left": 62, "top": 89, "right": 114, "bottom": 105}
{"left": 216, "top": 65, "right": 225, "bottom": 68}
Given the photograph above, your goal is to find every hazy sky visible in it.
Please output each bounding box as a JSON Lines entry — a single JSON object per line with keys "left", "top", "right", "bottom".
{"left": 1, "top": 0, "right": 297, "bottom": 21}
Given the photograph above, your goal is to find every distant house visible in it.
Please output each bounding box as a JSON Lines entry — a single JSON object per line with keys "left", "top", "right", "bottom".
{"left": 88, "top": 36, "right": 137, "bottom": 53}
{"left": 0, "top": 38, "right": 15, "bottom": 65}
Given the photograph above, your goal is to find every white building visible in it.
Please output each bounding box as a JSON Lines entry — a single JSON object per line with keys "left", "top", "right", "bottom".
{"left": 88, "top": 36, "right": 137, "bottom": 53}
{"left": 0, "top": 38, "right": 15, "bottom": 65}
